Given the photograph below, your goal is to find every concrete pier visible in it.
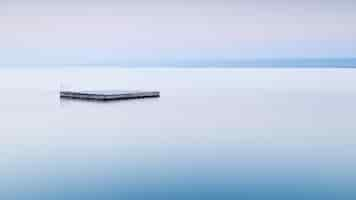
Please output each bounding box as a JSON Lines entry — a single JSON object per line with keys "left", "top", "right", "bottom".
{"left": 60, "top": 90, "right": 160, "bottom": 101}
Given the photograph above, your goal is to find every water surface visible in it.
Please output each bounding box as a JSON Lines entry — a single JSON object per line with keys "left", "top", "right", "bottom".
{"left": 0, "top": 67, "right": 355, "bottom": 199}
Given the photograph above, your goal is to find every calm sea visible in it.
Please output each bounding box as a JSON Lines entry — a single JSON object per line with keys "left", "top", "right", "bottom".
{"left": 0, "top": 67, "right": 355, "bottom": 199}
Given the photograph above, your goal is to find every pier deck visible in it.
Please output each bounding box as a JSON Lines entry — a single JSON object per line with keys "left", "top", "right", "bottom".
{"left": 60, "top": 90, "right": 160, "bottom": 101}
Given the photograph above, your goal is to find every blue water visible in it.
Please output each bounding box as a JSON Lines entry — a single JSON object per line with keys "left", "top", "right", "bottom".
{"left": 159, "top": 58, "right": 356, "bottom": 68}
{"left": 3, "top": 58, "right": 356, "bottom": 68}
{"left": 0, "top": 67, "right": 355, "bottom": 199}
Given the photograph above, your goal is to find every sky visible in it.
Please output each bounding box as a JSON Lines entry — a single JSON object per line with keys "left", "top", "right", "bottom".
{"left": 0, "top": 0, "right": 356, "bottom": 65}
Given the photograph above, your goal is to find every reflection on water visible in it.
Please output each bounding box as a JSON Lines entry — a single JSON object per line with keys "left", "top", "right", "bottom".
{"left": 0, "top": 67, "right": 356, "bottom": 199}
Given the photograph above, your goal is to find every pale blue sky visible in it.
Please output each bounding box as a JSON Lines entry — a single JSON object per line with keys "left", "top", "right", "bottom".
{"left": 1, "top": 0, "right": 356, "bottom": 65}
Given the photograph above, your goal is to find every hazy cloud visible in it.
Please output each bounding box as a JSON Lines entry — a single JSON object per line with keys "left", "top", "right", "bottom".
{"left": 0, "top": 0, "right": 355, "bottom": 64}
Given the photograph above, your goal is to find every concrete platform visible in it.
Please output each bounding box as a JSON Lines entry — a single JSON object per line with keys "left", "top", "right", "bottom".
{"left": 60, "top": 90, "right": 160, "bottom": 101}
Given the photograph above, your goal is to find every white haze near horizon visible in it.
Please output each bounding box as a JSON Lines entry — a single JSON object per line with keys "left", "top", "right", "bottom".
{"left": 0, "top": 0, "right": 356, "bottom": 65}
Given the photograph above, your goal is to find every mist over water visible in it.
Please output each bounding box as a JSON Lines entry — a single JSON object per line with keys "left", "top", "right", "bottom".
{"left": 2, "top": 0, "right": 356, "bottom": 198}
{"left": 1, "top": 67, "right": 356, "bottom": 199}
